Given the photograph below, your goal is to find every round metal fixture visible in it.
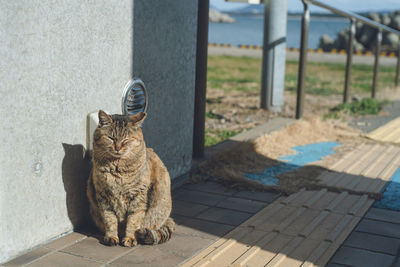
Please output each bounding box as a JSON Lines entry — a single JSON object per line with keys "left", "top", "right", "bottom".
{"left": 121, "top": 78, "right": 148, "bottom": 115}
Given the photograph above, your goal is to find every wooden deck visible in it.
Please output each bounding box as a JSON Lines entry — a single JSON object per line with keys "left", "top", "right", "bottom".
{"left": 182, "top": 141, "right": 400, "bottom": 267}
{"left": 181, "top": 189, "right": 374, "bottom": 267}
{"left": 367, "top": 117, "right": 400, "bottom": 143}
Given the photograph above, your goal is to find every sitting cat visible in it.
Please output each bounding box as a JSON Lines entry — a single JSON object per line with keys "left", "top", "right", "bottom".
{"left": 87, "top": 110, "right": 174, "bottom": 247}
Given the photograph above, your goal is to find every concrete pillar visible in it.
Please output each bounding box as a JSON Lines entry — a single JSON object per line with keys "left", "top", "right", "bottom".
{"left": 131, "top": 0, "right": 198, "bottom": 179}
{"left": 260, "top": 0, "right": 287, "bottom": 112}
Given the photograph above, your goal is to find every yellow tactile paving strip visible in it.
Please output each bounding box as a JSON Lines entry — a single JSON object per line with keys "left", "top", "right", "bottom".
{"left": 316, "top": 143, "right": 400, "bottom": 197}
{"left": 181, "top": 189, "right": 373, "bottom": 267}
{"left": 182, "top": 143, "right": 400, "bottom": 267}
{"left": 367, "top": 117, "right": 400, "bottom": 143}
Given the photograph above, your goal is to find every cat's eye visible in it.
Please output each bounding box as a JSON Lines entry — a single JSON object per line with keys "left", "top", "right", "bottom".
{"left": 122, "top": 138, "right": 130, "bottom": 144}
{"left": 102, "top": 135, "right": 114, "bottom": 142}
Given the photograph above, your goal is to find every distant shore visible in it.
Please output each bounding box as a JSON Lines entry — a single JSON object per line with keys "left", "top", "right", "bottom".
{"left": 207, "top": 46, "right": 398, "bottom": 67}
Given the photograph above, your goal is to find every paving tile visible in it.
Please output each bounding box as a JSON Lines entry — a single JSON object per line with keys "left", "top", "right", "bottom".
{"left": 180, "top": 181, "right": 236, "bottom": 196}
{"left": 174, "top": 222, "right": 223, "bottom": 241}
{"left": 196, "top": 207, "right": 253, "bottom": 226}
{"left": 325, "top": 263, "right": 350, "bottom": 267}
{"left": 170, "top": 213, "right": 187, "bottom": 225}
{"left": 172, "top": 189, "right": 228, "bottom": 206}
{"left": 365, "top": 207, "right": 400, "bottom": 224}
{"left": 356, "top": 218, "right": 400, "bottom": 238}
{"left": 330, "top": 246, "right": 395, "bottom": 267}
{"left": 171, "top": 199, "right": 209, "bottom": 218}
{"left": 110, "top": 246, "right": 184, "bottom": 267}
{"left": 26, "top": 251, "right": 102, "bottom": 267}
{"left": 233, "top": 190, "right": 279, "bottom": 203}
{"left": 4, "top": 247, "right": 51, "bottom": 266}
{"left": 157, "top": 233, "right": 215, "bottom": 258}
{"left": 182, "top": 217, "right": 235, "bottom": 238}
{"left": 344, "top": 231, "right": 400, "bottom": 256}
{"left": 216, "top": 196, "right": 267, "bottom": 213}
{"left": 61, "top": 236, "right": 130, "bottom": 263}
{"left": 44, "top": 232, "right": 87, "bottom": 250}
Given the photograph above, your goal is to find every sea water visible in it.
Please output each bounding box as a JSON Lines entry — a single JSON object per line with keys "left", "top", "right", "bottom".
{"left": 209, "top": 15, "right": 349, "bottom": 49}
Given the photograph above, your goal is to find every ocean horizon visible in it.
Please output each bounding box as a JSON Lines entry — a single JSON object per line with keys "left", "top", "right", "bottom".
{"left": 208, "top": 15, "right": 350, "bottom": 49}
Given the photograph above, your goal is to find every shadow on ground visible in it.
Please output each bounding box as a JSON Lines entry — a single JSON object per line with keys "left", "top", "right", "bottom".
{"left": 55, "top": 139, "right": 396, "bottom": 266}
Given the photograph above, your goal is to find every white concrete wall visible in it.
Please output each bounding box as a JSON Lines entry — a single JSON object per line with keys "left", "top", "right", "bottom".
{"left": 0, "top": 0, "right": 197, "bottom": 263}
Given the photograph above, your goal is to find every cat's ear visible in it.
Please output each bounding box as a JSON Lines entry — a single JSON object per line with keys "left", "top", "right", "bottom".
{"left": 128, "top": 112, "right": 146, "bottom": 127}
{"left": 98, "top": 110, "right": 112, "bottom": 127}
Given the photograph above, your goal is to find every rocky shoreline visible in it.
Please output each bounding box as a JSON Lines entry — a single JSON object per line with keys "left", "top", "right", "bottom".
{"left": 319, "top": 11, "right": 400, "bottom": 53}
{"left": 209, "top": 8, "right": 235, "bottom": 23}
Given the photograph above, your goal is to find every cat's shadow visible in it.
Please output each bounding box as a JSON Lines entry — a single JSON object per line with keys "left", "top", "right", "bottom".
{"left": 61, "top": 143, "right": 151, "bottom": 245}
{"left": 61, "top": 143, "right": 92, "bottom": 232}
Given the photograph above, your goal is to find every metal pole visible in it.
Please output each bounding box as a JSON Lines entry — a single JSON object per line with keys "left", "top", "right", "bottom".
{"left": 260, "top": 1, "right": 272, "bottom": 110}
{"left": 344, "top": 19, "right": 355, "bottom": 103}
{"left": 296, "top": 0, "right": 310, "bottom": 119}
{"left": 260, "top": 0, "right": 287, "bottom": 112}
{"left": 396, "top": 41, "right": 400, "bottom": 88}
{"left": 192, "top": 0, "right": 209, "bottom": 159}
{"left": 372, "top": 29, "right": 382, "bottom": 98}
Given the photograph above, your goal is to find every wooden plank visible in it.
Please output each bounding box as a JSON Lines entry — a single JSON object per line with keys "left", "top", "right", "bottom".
{"left": 245, "top": 234, "right": 293, "bottom": 266}
{"left": 329, "top": 143, "right": 366, "bottom": 172}
{"left": 325, "top": 192, "right": 348, "bottom": 211}
{"left": 326, "top": 145, "right": 384, "bottom": 190}
{"left": 230, "top": 232, "right": 278, "bottom": 267}
{"left": 315, "top": 216, "right": 362, "bottom": 266}
{"left": 303, "top": 189, "right": 327, "bottom": 208}
{"left": 265, "top": 236, "right": 305, "bottom": 267}
{"left": 183, "top": 188, "right": 375, "bottom": 267}
{"left": 275, "top": 207, "right": 307, "bottom": 233}
{"left": 301, "top": 241, "right": 331, "bottom": 267}
{"left": 366, "top": 148, "right": 400, "bottom": 194}
{"left": 256, "top": 205, "right": 299, "bottom": 232}
{"left": 299, "top": 211, "right": 330, "bottom": 238}
{"left": 342, "top": 144, "right": 384, "bottom": 175}
{"left": 346, "top": 146, "right": 395, "bottom": 191}
{"left": 241, "top": 199, "right": 286, "bottom": 227}
{"left": 368, "top": 117, "right": 400, "bottom": 141}
{"left": 278, "top": 238, "right": 321, "bottom": 267}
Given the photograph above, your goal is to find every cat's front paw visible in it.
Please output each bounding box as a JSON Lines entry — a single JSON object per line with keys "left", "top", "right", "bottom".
{"left": 121, "top": 236, "right": 137, "bottom": 247}
{"left": 104, "top": 235, "right": 119, "bottom": 246}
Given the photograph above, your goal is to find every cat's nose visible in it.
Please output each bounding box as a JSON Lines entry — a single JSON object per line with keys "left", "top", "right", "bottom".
{"left": 115, "top": 143, "right": 122, "bottom": 152}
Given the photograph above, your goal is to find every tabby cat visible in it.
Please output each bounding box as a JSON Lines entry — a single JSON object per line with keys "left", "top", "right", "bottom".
{"left": 86, "top": 110, "right": 174, "bottom": 247}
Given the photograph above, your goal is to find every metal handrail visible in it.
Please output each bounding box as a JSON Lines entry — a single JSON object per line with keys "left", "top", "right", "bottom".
{"left": 310, "top": 0, "right": 400, "bottom": 36}
{"left": 296, "top": 0, "right": 400, "bottom": 119}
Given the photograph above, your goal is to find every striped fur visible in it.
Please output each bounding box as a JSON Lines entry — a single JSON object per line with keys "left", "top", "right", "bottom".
{"left": 136, "top": 217, "right": 175, "bottom": 245}
{"left": 87, "top": 110, "right": 174, "bottom": 247}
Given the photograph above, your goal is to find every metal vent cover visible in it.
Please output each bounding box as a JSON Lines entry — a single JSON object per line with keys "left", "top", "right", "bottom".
{"left": 121, "top": 78, "right": 148, "bottom": 115}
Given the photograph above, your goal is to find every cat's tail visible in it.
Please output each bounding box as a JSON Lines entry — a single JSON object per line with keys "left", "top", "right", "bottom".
{"left": 136, "top": 217, "right": 175, "bottom": 245}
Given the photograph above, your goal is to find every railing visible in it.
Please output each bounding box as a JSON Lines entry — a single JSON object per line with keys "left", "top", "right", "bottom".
{"left": 296, "top": 0, "right": 400, "bottom": 119}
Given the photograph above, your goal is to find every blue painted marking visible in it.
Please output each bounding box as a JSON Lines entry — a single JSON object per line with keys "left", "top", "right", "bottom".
{"left": 375, "top": 167, "right": 400, "bottom": 211}
{"left": 245, "top": 142, "right": 340, "bottom": 186}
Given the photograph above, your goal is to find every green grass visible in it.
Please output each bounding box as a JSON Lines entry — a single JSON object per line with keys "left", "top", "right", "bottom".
{"left": 207, "top": 56, "right": 398, "bottom": 96}
{"left": 205, "top": 55, "right": 398, "bottom": 144}
{"left": 323, "top": 98, "right": 389, "bottom": 119}
{"left": 205, "top": 111, "right": 223, "bottom": 120}
{"left": 207, "top": 56, "right": 261, "bottom": 92}
{"left": 205, "top": 129, "right": 241, "bottom": 147}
